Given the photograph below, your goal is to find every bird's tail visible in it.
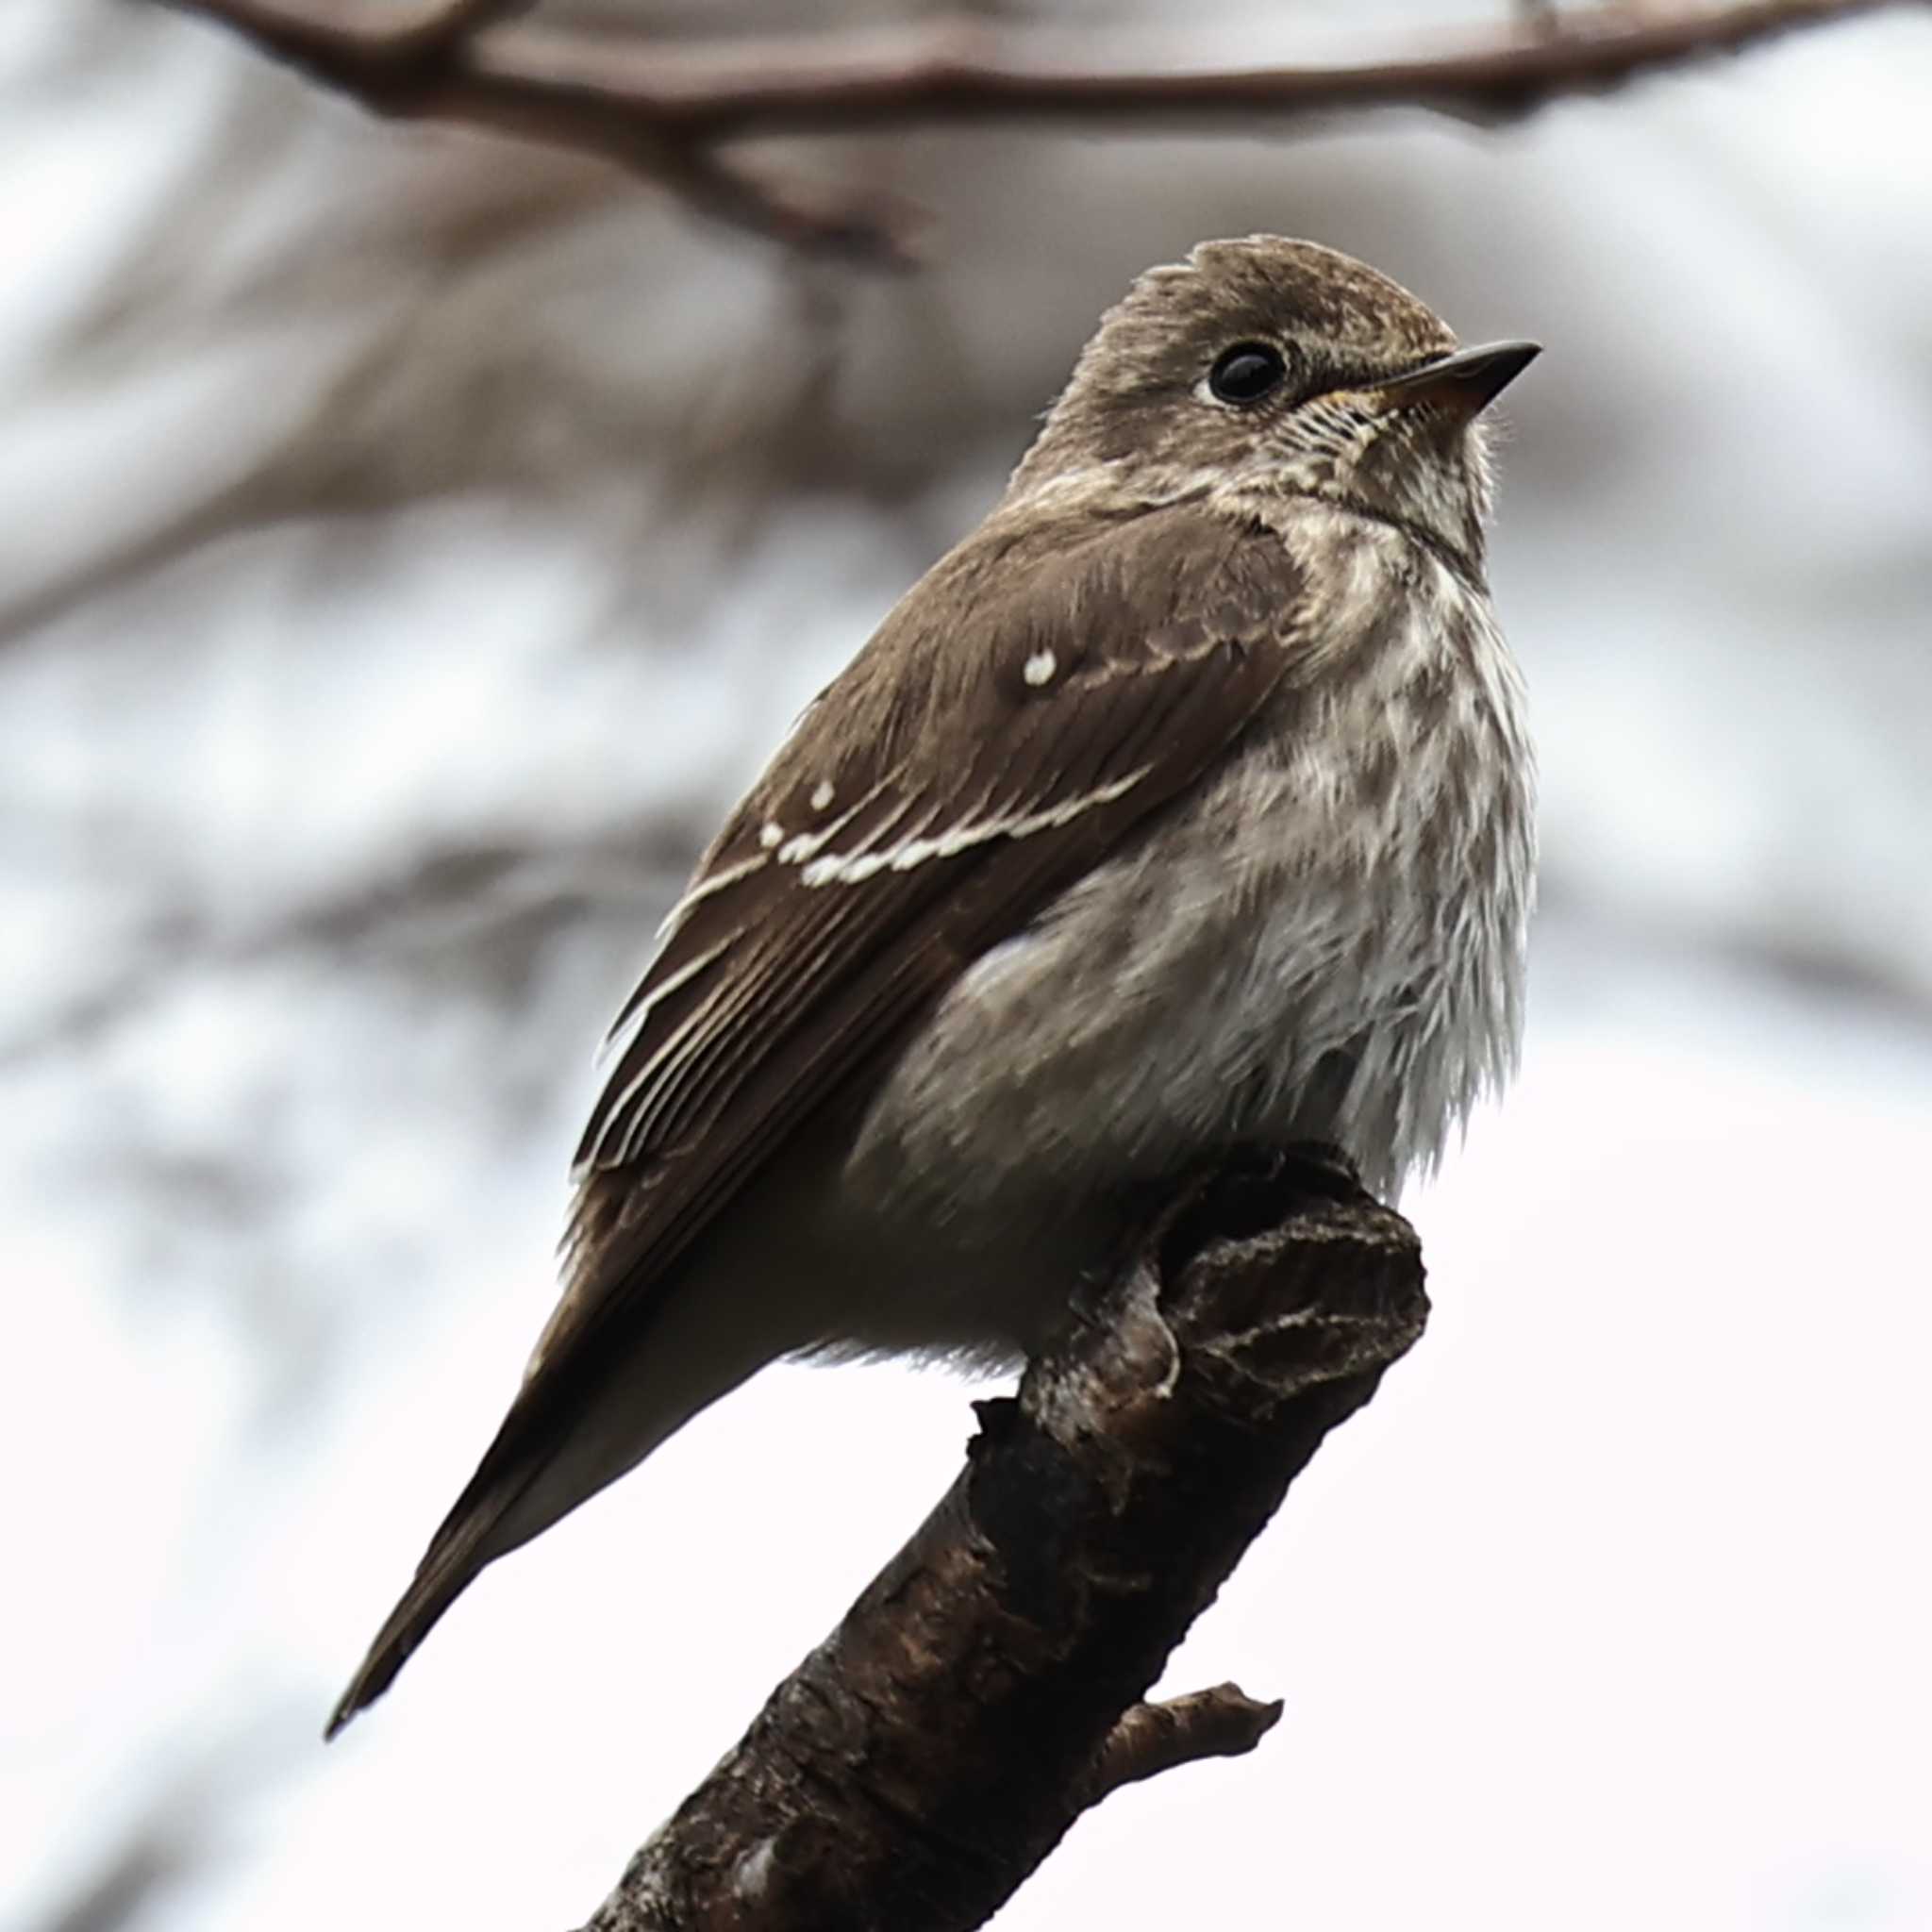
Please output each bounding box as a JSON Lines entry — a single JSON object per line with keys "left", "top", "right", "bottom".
{"left": 325, "top": 1353, "right": 675, "bottom": 1739}
{"left": 325, "top": 1424, "right": 536, "bottom": 1740}
{"left": 325, "top": 1269, "right": 788, "bottom": 1738}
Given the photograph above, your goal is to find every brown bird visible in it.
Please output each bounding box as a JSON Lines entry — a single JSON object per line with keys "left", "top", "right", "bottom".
{"left": 328, "top": 236, "right": 1538, "bottom": 1736}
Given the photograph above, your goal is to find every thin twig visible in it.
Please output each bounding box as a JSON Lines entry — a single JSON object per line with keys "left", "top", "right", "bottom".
{"left": 149, "top": 0, "right": 1904, "bottom": 260}
{"left": 1075, "top": 1684, "right": 1287, "bottom": 1806}
{"left": 478, "top": 0, "right": 1904, "bottom": 139}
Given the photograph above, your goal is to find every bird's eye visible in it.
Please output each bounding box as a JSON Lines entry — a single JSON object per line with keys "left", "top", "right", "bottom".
{"left": 1208, "top": 342, "right": 1288, "bottom": 405}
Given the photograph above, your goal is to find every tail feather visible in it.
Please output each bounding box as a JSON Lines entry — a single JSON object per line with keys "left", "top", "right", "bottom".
{"left": 327, "top": 1217, "right": 807, "bottom": 1738}
{"left": 326, "top": 1308, "right": 772, "bottom": 1735}
{"left": 325, "top": 1455, "right": 525, "bottom": 1740}
{"left": 325, "top": 1347, "right": 596, "bottom": 1739}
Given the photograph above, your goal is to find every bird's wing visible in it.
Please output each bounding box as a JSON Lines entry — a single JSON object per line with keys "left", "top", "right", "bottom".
{"left": 324, "top": 505, "right": 1307, "bottom": 1735}
{"left": 550, "top": 502, "right": 1307, "bottom": 1370}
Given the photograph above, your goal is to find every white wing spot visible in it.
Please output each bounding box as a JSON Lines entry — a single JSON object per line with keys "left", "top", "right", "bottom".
{"left": 798, "top": 769, "right": 1149, "bottom": 886}
{"left": 1023, "top": 649, "right": 1057, "bottom": 688}
{"left": 758, "top": 821, "right": 785, "bottom": 850}
{"left": 810, "top": 780, "right": 835, "bottom": 811}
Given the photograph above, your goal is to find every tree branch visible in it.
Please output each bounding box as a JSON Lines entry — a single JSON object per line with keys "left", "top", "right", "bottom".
{"left": 1073, "top": 1683, "right": 1286, "bottom": 1807}
{"left": 485, "top": 0, "right": 1905, "bottom": 140}
{"left": 148, "top": 0, "right": 1903, "bottom": 264}
{"left": 577, "top": 1148, "right": 1427, "bottom": 1931}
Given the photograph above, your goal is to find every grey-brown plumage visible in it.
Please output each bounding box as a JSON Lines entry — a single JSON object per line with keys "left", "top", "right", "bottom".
{"left": 328, "top": 237, "right": 1539, "bottom": 1736}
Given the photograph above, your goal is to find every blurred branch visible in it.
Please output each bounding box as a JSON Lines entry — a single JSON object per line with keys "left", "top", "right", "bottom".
{"left": 577, "top": 1150, "right": 1426, "bottom": 1930}
{"left": 149, "top": 0, "right": 1901, "bottom": 262}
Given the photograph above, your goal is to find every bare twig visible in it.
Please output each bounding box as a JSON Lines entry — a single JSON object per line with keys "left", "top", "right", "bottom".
{"left": 578, "top": 1148, "right": 1428, "bottom": 1930}
{"left": 1074, "top": 1684, "right": 1287, "bottom": 1807}
{"left": 480, "top": 0, "right": 1904, "bottom": 140}
{"left": 150, "top": 0, "right": 929, "bottom": 264}
{"left": 148, "top": 0, "right": 1902, "bottom": 262}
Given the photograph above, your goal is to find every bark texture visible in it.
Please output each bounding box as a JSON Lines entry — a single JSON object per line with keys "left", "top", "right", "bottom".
{"left": 579, "top": 1147, "right": 1427, "bottom": 1932}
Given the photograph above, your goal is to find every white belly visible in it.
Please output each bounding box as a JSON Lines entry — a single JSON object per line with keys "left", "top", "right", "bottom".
{"left": 832, "top": 542, "right": 1534, "bottom": 1356}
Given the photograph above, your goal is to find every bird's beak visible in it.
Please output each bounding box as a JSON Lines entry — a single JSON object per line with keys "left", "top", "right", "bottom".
{"left": 1370, "top": 341, "right": 1541, "bottom": 417}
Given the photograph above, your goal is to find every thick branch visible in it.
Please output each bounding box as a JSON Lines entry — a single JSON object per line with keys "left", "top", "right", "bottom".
{"left": 578, "top": 1149, "right": 1427, "bottom": 1931}
{"left": 149, "top": 0, "right": 1902, "bottom": 262}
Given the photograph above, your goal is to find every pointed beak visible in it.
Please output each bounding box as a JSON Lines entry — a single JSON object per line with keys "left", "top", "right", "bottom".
{"left": 1371, "top": 340, "right": 1541, "bottom": 417}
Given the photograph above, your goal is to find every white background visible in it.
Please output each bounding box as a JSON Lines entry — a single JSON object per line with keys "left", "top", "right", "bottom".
{"left": 3, "top": 4, "right": 1929, "bottom": 1927}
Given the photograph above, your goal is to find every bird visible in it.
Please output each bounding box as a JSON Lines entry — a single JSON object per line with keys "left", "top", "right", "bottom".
{"left": 327, "top": 235, "right": 1538, "bottom": 1737}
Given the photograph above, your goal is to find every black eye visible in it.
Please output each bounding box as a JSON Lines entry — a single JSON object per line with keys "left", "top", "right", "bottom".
{"left": 1208, "top": 342, "right": 1288, "bottom": 405}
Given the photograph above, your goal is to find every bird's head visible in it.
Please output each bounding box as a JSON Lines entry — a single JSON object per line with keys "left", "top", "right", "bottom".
{"left": 1009, "top": 234, "right": 1538, "bottom": 572}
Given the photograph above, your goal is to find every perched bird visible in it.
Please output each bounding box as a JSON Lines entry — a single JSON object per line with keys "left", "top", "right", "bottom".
{"left": 328, "top": 236, "right": 1538, "bottom": 1736}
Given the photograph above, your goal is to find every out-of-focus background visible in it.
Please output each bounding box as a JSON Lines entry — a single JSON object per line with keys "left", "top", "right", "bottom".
{"left": 5, "top": 2, "right": 1930, "bottom": 1927}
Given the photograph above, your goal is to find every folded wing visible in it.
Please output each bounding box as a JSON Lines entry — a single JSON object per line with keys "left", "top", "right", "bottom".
{"left": 325, "top": 502, "right": 1307, "bottom": 1734}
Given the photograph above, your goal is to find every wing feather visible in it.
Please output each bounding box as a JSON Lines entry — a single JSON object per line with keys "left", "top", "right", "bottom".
{"left": 541, "top": 503, "right": 1308, "bottom": 1378}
